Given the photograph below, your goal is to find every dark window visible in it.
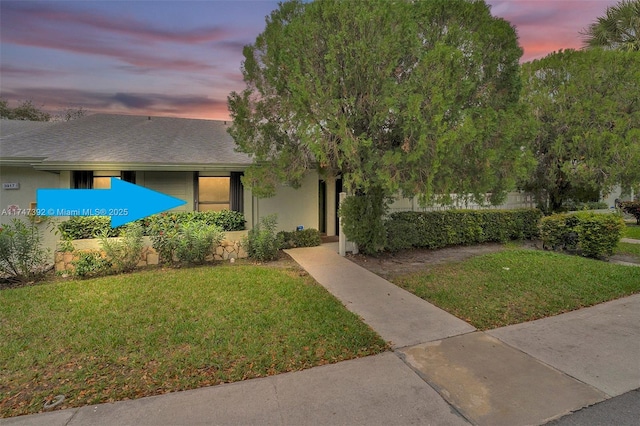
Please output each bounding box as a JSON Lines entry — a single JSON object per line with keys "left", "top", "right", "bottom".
{"left": 230, "top": 172, "right": 244, "bottom": 213}
{"left": 72, "top": 171, "right": 93, "bottom": 189}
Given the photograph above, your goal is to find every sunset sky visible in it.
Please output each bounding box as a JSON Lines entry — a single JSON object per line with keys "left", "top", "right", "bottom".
{"left": 0, "top": 0, "right": 619, "bottom": 121}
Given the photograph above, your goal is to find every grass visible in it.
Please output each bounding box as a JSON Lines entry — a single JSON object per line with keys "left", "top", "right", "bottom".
{"left": 623, "top": 224, "right": 640, "bottom": 239}
{"left": 0, "top": 265, "right": 387, "bottom": 418}
{"left": 393, "top": 248, "right": 640, "bottom": 331}
{"left": 616, "top": 242, "right": 640, "bottom": 261}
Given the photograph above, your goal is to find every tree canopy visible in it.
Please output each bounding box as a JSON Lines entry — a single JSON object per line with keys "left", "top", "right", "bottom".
{"left": 581, "top": 0, "right": 640, "bottom": 51}
{"left": 0, "top": 98, "right": 51, "bottom": 121}
{"left": 520, "top": 48, "right": 640, "bottom": 212}
{"left": 228, "top": 0, "right": 528, "bottom": 205}
{"left": 0, "top": 98, "right": 86, "bottom": 122}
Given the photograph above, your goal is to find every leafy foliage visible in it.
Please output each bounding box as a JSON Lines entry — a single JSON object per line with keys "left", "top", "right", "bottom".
{"left": 339, "top": 189, "right": 389, "bottom": 254}
{"left": 540, "top": 212, "right": 624, "bottom": 258}
{"left": 0, "top": 219, "right": 49, "bottom": 284}
{"left": 385, "top": 209, "right": 542, "bottom": 252}
{"left": 98, "top": 223, "right": 144, "bottom": 273}
{"left": 58, "top": 216, "right": 119, "bottom": 240}
{"left": 278, "top": 229, "right": 322, "bottom": 249}
{"left": 147, "top": 221, "right": 223, "bottom": 265}
{"left": 72, "top": 251, "right": 110, "bottom": 278}
{"left": 245, "top": 214, "right": 283, "bottom": 261}
{"left": 582, "top": 0, "right": 640, "bottom": 51}
{"left": 520, "top": 48, "right": 640, "bottom": 212}
{"left": 0, "top": 98, "right": 51, "bottom": 121}
{"left": 620, "top": 201, "right": 640, "bottom": 224}
{"left": 229, "top": 0, "right": 530, "bottom": 210}
{"left": 173, "top": 223, "right": 224, "bottom": 265}
{"left": 58, "top": 211, "right": 245, "bottom": 241}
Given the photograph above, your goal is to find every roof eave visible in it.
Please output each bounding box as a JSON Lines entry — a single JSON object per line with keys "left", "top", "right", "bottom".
{"left": 31, "top": 162, "right": 252, "bottom": 172}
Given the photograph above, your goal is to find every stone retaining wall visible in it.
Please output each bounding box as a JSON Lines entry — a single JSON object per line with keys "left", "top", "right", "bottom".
{"left": 55, "top": 231, "right": 248, "bottom": 273}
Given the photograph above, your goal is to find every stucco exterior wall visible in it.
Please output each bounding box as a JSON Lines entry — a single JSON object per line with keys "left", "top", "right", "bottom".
{"left": 0, "top": 167, "right": 61, "bottom": 262}
{"left": 136, "top": 171, "right": 193, "bottom": 212}
{"left": 246, "top": 171, "right": 319, "bottom": 233}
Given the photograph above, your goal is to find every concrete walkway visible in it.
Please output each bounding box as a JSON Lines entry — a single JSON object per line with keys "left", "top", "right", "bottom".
{"left": 3, "top": 244, "right": 639, "bottom": 425}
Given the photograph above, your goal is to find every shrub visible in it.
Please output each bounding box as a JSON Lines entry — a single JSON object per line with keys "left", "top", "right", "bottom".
{"left": 147, "top": 221, "right": 224, "bottom": 265}
{"left": 245, "top": 214, "right": 282, "bottom": 261}
{"left": 278, "top": 229, "right": 322, "bottom": 249}
{"left": 574, "top": 212, "right": 624, "bottom": 258}
{"left": 540, "top": 214, "right": 579, "bottom": 251}
{"left": 98, "top": 223, "right": 144, "bottom": 273}
{"left": 58, "top": 216, "right": 120, "bottom": 240}
{"left": 0, "top": 219, "right": 49, "bottom": 283}
{"left": 620, "top": 201, "right": 640, "bottom": 224}
{"left": 384, "top": 209, "right": 542, "bottom": 252}
{"left": 340, "top": 189, "right": 389, "bottom": 255}
{"left": 72, "top": 251, "right": 110, "bottom": 278}
{"left": 173, "top": 223, "right": 224, "bottom": 264}
{"left": 58, "top": 210, "right": 245, "bottom": 241}
{"left": 564, "top": 200, "right": 609, "bottom": 211}
{"left": 540, "top": 212, "right": 624, "bottom": 259}
{"left": 140, "top": 210, "right": 245, "bottom": 234}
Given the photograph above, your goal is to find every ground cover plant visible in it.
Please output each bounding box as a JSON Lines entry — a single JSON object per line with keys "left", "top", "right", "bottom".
{"left": 0, "top": 265, "right": 386, "bottom": 418}
{"left": 393, "top": 248, "right": 640, "bottom": 330}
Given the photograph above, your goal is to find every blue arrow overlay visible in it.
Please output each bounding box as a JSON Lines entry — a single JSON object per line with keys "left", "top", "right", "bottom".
{"left": 37, "top": 178, "right": 187, "bottom": 227}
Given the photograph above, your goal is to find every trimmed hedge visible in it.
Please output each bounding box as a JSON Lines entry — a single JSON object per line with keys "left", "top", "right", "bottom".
{"left": 278, "top": 229, "right": 322, "bottom": 249}
{"left": 58, "top": 210, "right": 245, "bottom": 240}
{"left": 385, "top": 208, "right": 542, "bottom": 252}
{"left": 540, "top": 212, "right": 624, "bottom": 259}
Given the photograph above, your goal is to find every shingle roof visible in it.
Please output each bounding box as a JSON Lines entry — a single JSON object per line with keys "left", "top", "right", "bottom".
{"left": 0, "top": 119, "right": 56, "bottom": 138}
{"left": 0, "top": 114, "right": 252, "bottom": 168}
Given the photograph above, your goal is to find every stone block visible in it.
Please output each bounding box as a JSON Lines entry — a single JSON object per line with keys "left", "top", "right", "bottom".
{"left": 238, "top": 247, "right": 248, "bottom": 258}
{"left": 146, "top": 253, "right": 159, "bottom": 265}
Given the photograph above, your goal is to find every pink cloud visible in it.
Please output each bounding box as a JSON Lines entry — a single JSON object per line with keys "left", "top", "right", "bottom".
{"left": 1, "top": 2, "right": 223, "bottom": 72}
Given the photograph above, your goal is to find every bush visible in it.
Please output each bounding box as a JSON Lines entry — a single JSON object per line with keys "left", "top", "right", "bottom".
{"left": 620, "top": 201, "right": 640, "bottom": 224}
{"left": 58, "top": 216, "right": 119, "bottom": 240}
{"left": 384, "top": 209, "right": 542, "bottom": 252}
{"left": 540, "top": 214, "right": 579, "bottom": 251}
{"left": 98, "top": 223, "right": 144, "bottom": 273}
{"left": 147, "top": 221, "right": 223, "bottom": 265}
{"left": 339, "top": 189, "right": 389, "bottom": 255}
{"left": 564, "top": 200, "right": 609, "bottom": 211}
{"left": 574, "top": 212, "right": 624, "bottom": 258}
{"left": 72, "top": 251, "right": 110, "bottom": 278}
{"left": 245, "top": 214, "right": 282, "bottom": 261}
{"left": 0, "top": 219, "right": 49, "bottom": 283}
{"left": 58, "top": 210, "right": 246, "bottom": 241}
{"left": 278, "top": 229, "right": 322, "bottom": 249}
{"left": 540, "top": 212, "right": 624, "bottom": 259}
{"left": 173, "top": 223, "right": 224, "bottom": 264}
{"left": 140, "top": 210, "right": 245, "bottom": 234}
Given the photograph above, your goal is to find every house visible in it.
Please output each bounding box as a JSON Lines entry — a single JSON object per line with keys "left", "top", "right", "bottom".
{"left": 0, "top": 114, "right": 341, "bottom": 252}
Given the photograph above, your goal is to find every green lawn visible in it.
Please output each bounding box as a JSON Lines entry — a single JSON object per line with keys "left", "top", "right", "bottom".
{"left": 0, "top": 265, "right": 387, "bottom": 418}
{"left": 616, "top": 242, "right": 640, "bottom": 261}
{"left": 623, "top": 224, "right": 640, "bottom": 240}
{"left": 394, "top": 248, "right": 640, "bottom": 331}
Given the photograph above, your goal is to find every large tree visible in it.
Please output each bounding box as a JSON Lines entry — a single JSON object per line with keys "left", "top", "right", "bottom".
{"left": 0, "top": 98, "right": 51, "bottom": 121}
{"left": 228, "top": 0, "right": 528, "bottom": 252}
{"left": 520, "top": 48, "right": 640, "bottom": 212}
{"left": 582, "top": 0, "right": 640, "bottom": 51}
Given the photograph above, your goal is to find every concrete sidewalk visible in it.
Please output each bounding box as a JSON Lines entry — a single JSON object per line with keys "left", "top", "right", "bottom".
{"left": 3, "top": 244, "right": 639, "bottom": 425}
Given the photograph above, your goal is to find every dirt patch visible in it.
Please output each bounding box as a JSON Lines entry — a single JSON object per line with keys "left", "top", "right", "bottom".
{"left": 346, "top": 243, "right": 517, "bottom": 280}
{"left": 346, "top": 241, "right": 638, "bottom": 280}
